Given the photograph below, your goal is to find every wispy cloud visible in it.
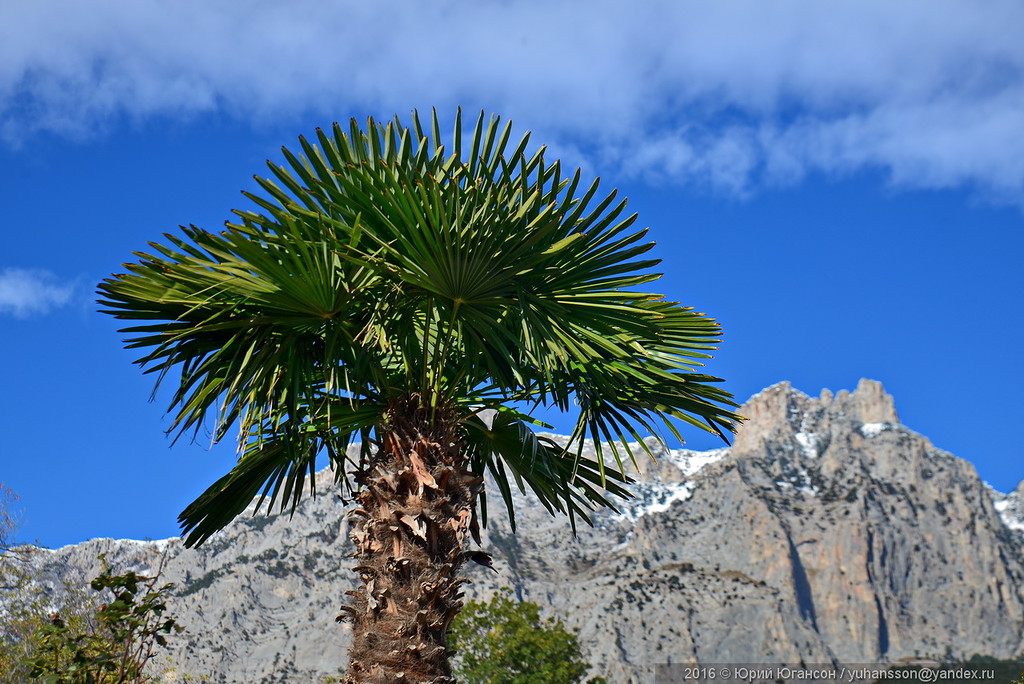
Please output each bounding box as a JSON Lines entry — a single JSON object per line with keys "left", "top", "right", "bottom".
{"left": 1, "top": 0, "right": 1021, "bottom": 202}
{"left": 0, "top": 268, "right": 74, "bottom": 318}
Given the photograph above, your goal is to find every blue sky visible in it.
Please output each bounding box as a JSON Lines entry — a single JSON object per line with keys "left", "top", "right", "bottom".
{"left": 1, "top": 0, "right": 1022, "bottom": 548}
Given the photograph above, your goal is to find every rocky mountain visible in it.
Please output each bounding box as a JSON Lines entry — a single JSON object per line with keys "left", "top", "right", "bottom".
{"left": 13, "top": 380, "right": 1024, "bottom": 682}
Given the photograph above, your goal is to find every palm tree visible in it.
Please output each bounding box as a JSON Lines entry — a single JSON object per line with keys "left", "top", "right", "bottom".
{"left": 97, "top": 110, "right": 740, "bottom": 683}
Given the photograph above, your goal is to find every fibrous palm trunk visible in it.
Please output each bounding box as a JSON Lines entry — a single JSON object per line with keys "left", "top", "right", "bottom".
{"left": 342, "top": 397, "right": 481, "bottom": 683}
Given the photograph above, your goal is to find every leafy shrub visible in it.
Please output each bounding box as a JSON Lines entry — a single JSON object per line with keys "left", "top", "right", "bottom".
{"left": 448, "top": 588, "right": 605, "bottom": 684}
{"left": 23, "top": 557, "right": 183, "bottom": 683}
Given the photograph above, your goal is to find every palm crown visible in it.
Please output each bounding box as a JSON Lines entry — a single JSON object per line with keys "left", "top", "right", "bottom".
{"left": 98, "top": 110, "right": 740, "bottom": 548}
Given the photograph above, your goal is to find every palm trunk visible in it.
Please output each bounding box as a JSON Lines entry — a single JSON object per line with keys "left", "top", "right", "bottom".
{"left": 343, "top": 397, "right": 480, "bottom": 684}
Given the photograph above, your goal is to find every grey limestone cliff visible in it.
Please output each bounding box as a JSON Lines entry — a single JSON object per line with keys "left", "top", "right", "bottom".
{"left": 12, "top": 380, "right": 1024, "bottom": 682}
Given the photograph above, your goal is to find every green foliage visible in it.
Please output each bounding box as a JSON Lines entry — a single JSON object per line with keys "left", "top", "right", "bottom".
{"left": 1, "top": 488, "right": 197, "bottom": 683}
{"left": 0, "top": 568, "right": 95, "bottom": 683}
{"left": 1, "top": 485, "right": 96, "bottom": 683}
{"left": 448, "top": 589, "right": 605, "bottom": 684}
{"left": 97, "top": 109, "right": 740, "bottom": 548}
{"left": 23, "top": 558, "right": 183, "bottom": 684}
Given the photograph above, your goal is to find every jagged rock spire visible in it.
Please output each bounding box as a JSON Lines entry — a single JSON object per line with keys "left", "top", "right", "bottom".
{"left": 734, "top": 379, "right": 898, "bottom": 453}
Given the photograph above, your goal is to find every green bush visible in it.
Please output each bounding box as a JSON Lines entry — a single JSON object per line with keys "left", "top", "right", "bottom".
{"left": 1, "top": 484, "right": 97, "bottom": 682}
{"left": 23, "top": 557, "right": 184, "bottom": 683}
{"left": 448, "top": 588, "right": 605, "bottom": 684}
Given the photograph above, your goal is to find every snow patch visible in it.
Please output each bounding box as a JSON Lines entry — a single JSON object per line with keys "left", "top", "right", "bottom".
{"left": 611, "top": 480, "right": 696, "bottom": 522}
{"left": 646, "top": 482, "right": 695, "bottom": 514}
{"left": 994, "top": 498, "right": 1024, "bottom": 532}
{"left": 860, "top": 422, "right": 897, "bottom": 438}
{"left": 986, "top": 482, "right": 1024, "bottom": 534}
{"left": 604, "top": 446, "right": 731, "bottom": 523}
{"left": 664, "top": 447, "right": 729, "bottom": 477}
{"left": 794, "top": 432, "right": 819, "bottom": 458}
{"left": 774, "top": 479, "right": 819, "bottom": 497}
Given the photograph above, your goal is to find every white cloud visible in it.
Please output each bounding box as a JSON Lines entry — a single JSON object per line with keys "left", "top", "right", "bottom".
{"left": 0, "top": 0, "right": 1021, "bottom": 202}
{"left": 0, "top": 268, "right": 74, "bottom": 318}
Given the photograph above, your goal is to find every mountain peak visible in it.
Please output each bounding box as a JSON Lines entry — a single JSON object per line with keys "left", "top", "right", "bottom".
{"left": 734, "top": 379, "right": 898, "bottom": 453}
{"left": 838, "top": 378, "right": 899, "bottom": 424}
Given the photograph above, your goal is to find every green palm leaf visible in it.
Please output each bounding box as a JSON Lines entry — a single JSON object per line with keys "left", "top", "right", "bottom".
{"left": 98, "top": 108, "right": 741, "bottom": 547}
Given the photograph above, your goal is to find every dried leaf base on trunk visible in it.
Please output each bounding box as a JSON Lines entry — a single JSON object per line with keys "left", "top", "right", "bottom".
{"left": 342, "top": 399, "right": 480, "bottom": 684}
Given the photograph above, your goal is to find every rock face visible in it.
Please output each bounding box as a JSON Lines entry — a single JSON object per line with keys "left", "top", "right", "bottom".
{"left": 14, "top": 380, "right": 1024, "bottom": 682}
